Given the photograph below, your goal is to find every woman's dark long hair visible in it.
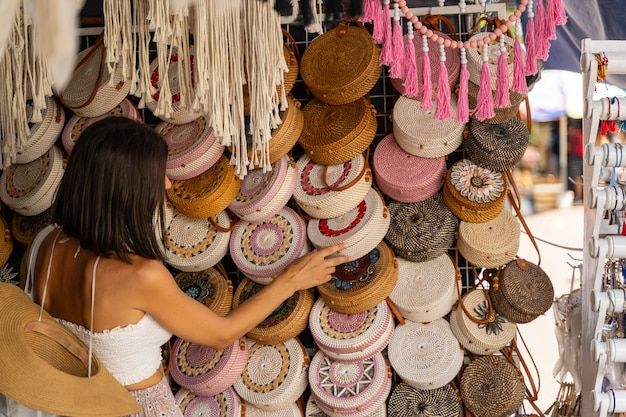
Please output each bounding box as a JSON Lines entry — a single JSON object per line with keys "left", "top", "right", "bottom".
{"left": 54, "top": 117, "right": 169, "bottom": 261}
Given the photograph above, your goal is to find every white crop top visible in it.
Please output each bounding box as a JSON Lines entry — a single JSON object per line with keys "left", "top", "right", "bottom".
{"left": 28, "top": 225, "right": 173, "bottom": 386}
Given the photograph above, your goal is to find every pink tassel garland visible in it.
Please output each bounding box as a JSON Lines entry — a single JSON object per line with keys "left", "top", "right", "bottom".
{"left": 475, "top": 48, "right": 495, "bottom": 121}
{"left": 512, "top": 27, "right": 528, "bottom": 94}
{"left": 545, "top": 0, "right": 557, "bottom": 40}
{"left": 403, "top": 22, "right": 419, "bottom": 97}
{"left": 420, "top": 35, "right": 433, "bottom": 110}
{"left": 379, "top": 0, "right": 394, "bottom": 66}
{"left": 372, "top": 0, "right": 385, "bottom": 44}
{"left": 495, "top": 36, "right": 511, "bottom": 107}
{"left": 553, "top": 0, "right": 567, "bottom": 25}
{"left": 435, "top": 45, "right": 452, "bottom": 120}
{"left": 456, "top": 49, "right": 470, "bottom": 123}
{"left": 535, "top": 0, "right": 550, "bottom": 60}
{"left": 389, "top": 4, "right": 406, "bottom": 79}
{"left": 360, "top": 0, "right": 377, "bottom": 23}
{"left": 525, "top": 2, "right": 538, "bottom": 76}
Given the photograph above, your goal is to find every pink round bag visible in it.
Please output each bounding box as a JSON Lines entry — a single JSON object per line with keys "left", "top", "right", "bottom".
{"left": 228, "top": 155, "right": 298, "bottom": 224}
{"left": 372, "top": 133, "right": 446, "bottom": 202}
{"left": 170, "top": 337, "right": 249, "bottom": 397}
{"left": 175, "top": 387, "right": 242, "bottom": 417}
{"left": 156, "top": 116, "right": 225, "bottom": 181}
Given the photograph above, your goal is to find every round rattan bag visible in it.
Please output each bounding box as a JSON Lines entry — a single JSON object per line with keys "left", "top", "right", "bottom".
{"left": 60, "top": 37, "right": 131, "bottom": 118}
{"left": 464, "top": 118, "right": 530, "bottom": 172}
{"left": 174, "top": 266, "right": 233, "bottom": 317}
{"left": 166, "top": 155, "right": 240, "bottom": 219}
{"left": 392, "top": 95, "right": 464, "bottom": 158}
{"left": 233, "top": 278, "right": 314, "bottom": 345}
{"left": 460, "top": 355, "right": 525, "bottom": 417}
{"left": 0, "top": 215, "right": 14, "bottom": 269}
{"left": 387, "top": 381, "right": 463, "bottom": 417}
{"left": 384, "top": 194, "right": 458, "bottom": 263}
{"left": 229, "top": 206, "right": 307, "bottom": 279}
{"left": 228, "top": 155, "right": 298, "bottom": 224}
{"left": 300, "top": 22, "right": 381, "bottom": 105}
{"left": 293, "top": 152, "right": 372, "bottom": 219}
{"left": 309, "top": 298, "right": 395, "bottom": 363}
{"left": 305, "top": 396, "right": 386, "bottom": 417}
{"left": 467, "top": 81, "right": 525, "bottom": 125}
{"left": 17, "top": 96, "right": 65, "bottom": 164}
{"left": 175, "top": 387, "right": 242, "bottom": 417}
{"left": 11, "top": 207, "right": 54, "bottom": 246}
{"left": 449, "top": 288, "right": 517, "bottom": 355}
{"left": 233, "top": 337, "right": 310, "bottom": 411}
{"left": 387, "top": 318, "right": 464, "bottom": 390}
{"left": 373, "top": 133, "right": 446, "bottom": 203}
{"left": 457, "top": 209, "right": 520, "bottom": 269}
{"left": 309, "top": 350, "right": 391, "bottom": 417}
{"left": 245, "top": 401, "right": 303, "bottom": 417}
{"left": 466, "top": 32, "right": 517, "bottom": 91}
{"left": 316, "top": 240, "right": 398, "bottom": 314}
{"left": 298, "top": 97, "right": 377, "bottom": 166}
{"left": 170, "top": 337, "right": 249, "bottom": 397}
{"left": 163, "top": 209, "right": 232, "bottom": 272}
{"left": 307, "top": 187, "right": 390, "bottom": 261}
{"left": 0, "top": 144, "right": 65, "bottom": 216}
{"left": 157, "top": 116, "right": 225, "bottom": 181}
{"left": 389, "top": 254, "right": 459, "bottom": 323}
{"left": 442, "top": 159, "right": 508, "bottom": 223}
{"left": 489, "top": 258, "right": 555, "bottom": 324}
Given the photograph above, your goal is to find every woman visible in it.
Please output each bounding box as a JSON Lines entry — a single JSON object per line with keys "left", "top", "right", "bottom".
{"left": 21, "top": 117, "right": 349, "bottom": 416}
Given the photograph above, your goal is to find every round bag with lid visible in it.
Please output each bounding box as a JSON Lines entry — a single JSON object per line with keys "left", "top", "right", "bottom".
{"left": 316, "top": 240, "right": 398, "bottom": 314}
{"left": 17, "top": 96, "right": 65, "bottom": 164}
{"left": 392, "top": 95, "right": 464, "bottom": 158}
{"left": 372, "top": 133, "right": 446, "bottom": 203}
{"left": 174, "top": 266, "right": 233, "bottom": 317}
{"left": 0, "top": 215, "right": 14, "bottom": 269}
{"left": 305, "top": 396, "right": 386, "bottom": 417}
{"left": 175, "top": 387, "right": 242, "bottom": 417}
{"left": 387, "top": 381, "right": 463, "bottom": 417}
{"left": 293, "top": 152, "right": 372, "bottom": 219}
{"left": 389, "top": 254, "right": 459, "bottom": 323}
{"left": 307, "top": 187, "right": 390, "bottom": 261}
{"left": 466, "top": 31, "right": 517, "bottom": 91}
{"left": 467, "top": 80, "right": 526, "bottom": 125}
{"left": 309, "top": 298, "right": 395, "bottom": 363}
{"left": 387, "top": 318, "right": 464, "bottom": 390}
{"left": 464, "top": 117, "right": 530, "bottom": 172}
{"left": 233, "top": 337, "right": 310, "bottom": 411}
{"left": 298, "top": 97, "right": 377, "bottom": 166}
{"left": 300, "top": 22, "right": 381, "bottom": 105}
{"left": 11, "top": 207, "right": 54, "bottom": 246}
{"left": 442, "top": 158, "right": 508, "bottom": 223}
{"left": 384, "top": 194, "right": 458, "bottom": 263}
{"left": 308, "top": 350, "right": 391, "bottom": 417}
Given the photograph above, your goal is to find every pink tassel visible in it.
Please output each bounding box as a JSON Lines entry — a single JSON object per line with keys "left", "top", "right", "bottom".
{"left": 475, "top": 46, "right": 495, "bottom": 121}
{"left": 379, "top": 0, "right": 394, "bottom": 66}
{"left": 545, "top": 0, "right": 557, "bottom": 40}
{"left": 360, "top": 0, "right": 376, "bottom": 23}
{"left": 456, "top": 48, "right": 470, "bottom": 123}
{"left": 372, "top": 0, "right": 385, "bottom": 44}
{"left": 389, "top": 4, "right": 405, "bottom": 79}
{"left": 495, "top": 35, "right": 511, "bottom": 107}
{"left": 512, "top": 24, "right": 528, "bottom": 94}
{"left": 553, "top": 0, "right": 567, "bottom": 25}
{"left": 435, "top": 44, "right": 452, "bottom": 120}
{"left": 525, "top": 2, "right": 538, "bottom": 76}
{"left": 535, "top": 0, "right": 550, "bottom": 60}
{"left": 420, "top": 35, "right": 432, "bottom": 110}
{"left": 403, "top": 21, "right": 419, "bottom": 97}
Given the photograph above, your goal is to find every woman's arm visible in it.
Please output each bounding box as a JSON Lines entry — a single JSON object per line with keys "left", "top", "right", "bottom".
{"left": 135, "top": 242, "right": 349, "bottom": 350}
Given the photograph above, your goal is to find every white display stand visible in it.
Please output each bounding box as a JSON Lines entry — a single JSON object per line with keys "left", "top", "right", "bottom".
{"left": 582, "top": 39, "right": 626, "bottom": 417}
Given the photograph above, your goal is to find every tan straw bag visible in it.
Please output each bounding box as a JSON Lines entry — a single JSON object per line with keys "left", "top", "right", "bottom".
{"left": 174, "top": 264, "right": 233, "bottom": 317}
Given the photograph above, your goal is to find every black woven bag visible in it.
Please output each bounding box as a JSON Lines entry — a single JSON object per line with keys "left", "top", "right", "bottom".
{"left": 388, "top": 382, "right": 463, "bottom": 417}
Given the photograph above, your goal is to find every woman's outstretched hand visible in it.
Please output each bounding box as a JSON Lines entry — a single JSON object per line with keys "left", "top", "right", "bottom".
{"left": 273, "top": 242, "right": 350, "bottom": 294}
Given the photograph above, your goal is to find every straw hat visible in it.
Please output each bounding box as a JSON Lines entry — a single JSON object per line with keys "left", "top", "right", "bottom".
{"left": 0, "top": 282, "right": 141, "bottom": 416}
{"left": 175, "top": 387, "right": 242, "bottom": 417}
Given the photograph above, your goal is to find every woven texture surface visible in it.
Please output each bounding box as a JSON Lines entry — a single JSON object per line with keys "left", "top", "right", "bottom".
{"left": 174, "top": 267, "right": 233, "bottom": 317}
{"left": 467, "top": 81, "right": 525, "bottom": 125}
{"left": 175, "top": 387, "right": 242, "bottom": 417}
{"left": 18, "top": 96, "right": 65, "bottom": 164}
{"left": 11, "top": 207, "right": 54, "bottom": 246}
{"left": 387, "top": 382, "right": 463, "bottom": 417}
{"left": 466, "top": 32, "right": 516, "bottom": 90}
{"left": 464, "top": 118, "right": 530, "bottom": 172}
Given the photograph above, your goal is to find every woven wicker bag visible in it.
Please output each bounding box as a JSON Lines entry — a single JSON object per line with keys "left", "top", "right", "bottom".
{"left": 309, "top": 298, "right": 395, "bottom": 363}
{"left": 309, "top": 350, "right": 391, "bottom": 417}
{"left": 387, "top": 318, "right": 464, "bottom": 390}
{"left": 389, "top": 254, "right": 459, "bottom": 323}
{"left": 175, "top": 387, "right": 242, "bottom": 417}
{"left": 157, "top": 116, "right": 225, "bottom": 181}
{"left": 316, "top": 240, "right": 398, "bottom": 314}
{"left": 17, "top": 96, "right": 65, "bottom": 164}
{"left": 166, "top": 155, "right": 240, "bottom": 219}
{"left": 373, "top": 133, "right": 446, "bottom": 203}
{"left": 460, "top": 355, "right": 525, "bottom": 417}
{"left": 170, "top": 337, "right": 249, "bottom": 397}
{"left": 233, "top": 337, "right": 309, "bottom": 411}
{"left": 300, "top": 22, "right": 381, "bottom": 105}
{"left": 163, "top": 209, "right": 232, "bottom": 272}
{"left": 387, "top": 381, "right": 463, "bottom": 417}
{"left": 467, "top": 81, "right": 525, "bottom": 125}
{"left": 59, "top": 36, "right": 131, "bottom": 118}
{"left": 466, "top": 31, "right": 516, "bottom": 91}
{"left": 233, "top": 278, "right": 314, "bottom": 345}
{"left": 307, "top": 187, "right": 390, "bottom": 261}
{"left": 384, "top": 194, "right": 458, "bottom": 263}
{"left": 245, "top": 401, "right": 303, "bottom": 417}
{"left": 464, "top": 118, "right": 530, "bottom": 172}
{"left": 489, "top": 258, "right": 555, "bottom": 323}
{"left": 450, "top": 288, "right": 517, "bottom": 355}
{"left": 392, "top": 95, "right": 464, "bottom": 158}
{"left": 11, "top": 207, "right": 54, "bottom": 246}
{"left": 442, "top": 158, "right": 508, "bottom": 223}
{"left": 0, "top": 215, "right": 14, "bottom": 269}
{"left": 298, "top": 97, "right": 377, "bottom": 166}
{"left": 174, "top": 265, "right": 233, "bottom": 317}
{"left": 457, "top": 209, "right": 520, "bottom": 269}
{"left": 293, "top": 152, "right": 372, "bottom": 219}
